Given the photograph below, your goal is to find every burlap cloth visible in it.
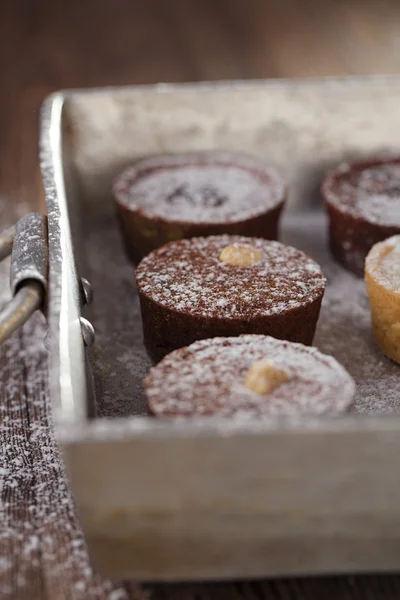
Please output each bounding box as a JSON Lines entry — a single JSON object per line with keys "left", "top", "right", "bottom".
{"left": 0, "top": 259, "right": 147, "bottom": 600}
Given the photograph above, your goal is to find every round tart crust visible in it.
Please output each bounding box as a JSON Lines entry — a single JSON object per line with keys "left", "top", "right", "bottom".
{"left": 136, "top": 234, "right": 326, "bottom": 362}
{"left": 322, "top": 157, "right": 400, "bottom": 276}
{"left": 365, "top": 234, "right": 400, "bottom": 364}
{"left": 144, "top": 335, "right": 355, "bottom": 418}
{"left": 113, "top": 151, "right": 286, "bottom": 264}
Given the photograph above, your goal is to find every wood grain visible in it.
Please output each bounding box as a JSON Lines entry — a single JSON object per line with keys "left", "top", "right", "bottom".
{"left": 1, "top": 0, "right": 400, "bottom": 214}
{"left": 2, "top": 0, "right": 400, "bottom": 597}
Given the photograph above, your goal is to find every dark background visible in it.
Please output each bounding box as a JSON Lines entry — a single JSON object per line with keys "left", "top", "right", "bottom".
{"left": 1, "top": 0, "right": 400, "bottom": 215}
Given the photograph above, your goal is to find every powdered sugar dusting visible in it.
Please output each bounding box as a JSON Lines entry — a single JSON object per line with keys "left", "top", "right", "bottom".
{"left": 113, "top": 152, "right": 285, "bottom": 223}
{"left": 144, "top": 335, "right": 355, "bottom": 418}
{"left": 78, "top": 198, "right": 400, "bottom": 417}
{"left": 300, "top": 214, "right": 400, "bottom": 415}
{"left": 365, "top": 234, "right": 400, "bottom": 293}
{"left": 0, "top": 258, "right": 143, "bottom": 598}
{"left": 83, "top": 219, "right": 151, "bottom": 418}
{"left": 136, "top": 235, "right": 326, "bottom": 319}
{"left": 324, "top": 159, "right": 400, "bottom": 227}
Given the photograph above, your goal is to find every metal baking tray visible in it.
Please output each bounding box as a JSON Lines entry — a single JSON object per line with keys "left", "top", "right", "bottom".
{"left": 40, "top": 77, "right": 400, "bottom": 582}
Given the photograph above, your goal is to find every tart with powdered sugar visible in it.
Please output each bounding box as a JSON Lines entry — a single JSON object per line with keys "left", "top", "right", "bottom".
{"left": 365, "top": 234, "right": 400, "bottom": 364}
{"left": 113, "top": 151, "right": 286, "bottom": 264}
{"left": 144, "top": 335, "right": 355, "bottom": 418}
{"left": 322, "top": 157, "right": 400, "bottom": 276}
{"left": 135, "top": 234, "right": 326, "bottom": 362}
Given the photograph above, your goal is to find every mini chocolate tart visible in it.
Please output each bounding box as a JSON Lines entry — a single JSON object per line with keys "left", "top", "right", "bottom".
{"left": 113, "top": 151, "right": 286, "bottom": 264}
{"left": 322, "top": 157, "right": 400, "bottom": 276}
{"left": 144, "top": 335, "right": 355, "bottom": 418}
{"left": 135, "top": 234, "right": 326, "bottom": 362}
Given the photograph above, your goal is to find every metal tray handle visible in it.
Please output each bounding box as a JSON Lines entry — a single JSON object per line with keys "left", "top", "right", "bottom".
{"left": 0, "top": 213, "right": 48, "bottom": 344}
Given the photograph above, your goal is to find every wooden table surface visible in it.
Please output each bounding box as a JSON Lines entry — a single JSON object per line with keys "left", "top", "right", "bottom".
{"left": 2, "top": 1, "right": 400, "bottom": 598}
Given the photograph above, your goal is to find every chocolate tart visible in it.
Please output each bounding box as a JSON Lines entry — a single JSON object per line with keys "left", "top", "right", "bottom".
{"left": 144, "top": 335, "right": 355, "bottom": 418}
{"left": 322, "top": 157, "right": 400, "bottom": 276}
{"left": 113, "top": 151, "right": 286, "bottom": 264}
{"left": 135, "top": 234, "right": 326, "bottom": 362}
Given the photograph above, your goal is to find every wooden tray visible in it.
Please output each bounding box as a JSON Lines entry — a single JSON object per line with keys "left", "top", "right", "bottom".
{"left": 40, "top": 77, "right": 400, "bottom": 581}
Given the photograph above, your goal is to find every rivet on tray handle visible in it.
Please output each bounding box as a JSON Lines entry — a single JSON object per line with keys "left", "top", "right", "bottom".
{"left": 0, "top": 213, "right": 48, "bottom": 344}
{"left": 80, "top": 277, "right": 93, "bottom": 306}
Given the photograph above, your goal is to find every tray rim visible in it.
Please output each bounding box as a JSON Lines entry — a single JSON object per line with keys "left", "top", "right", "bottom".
{"left": 40, "top": 75, "right": 400, "bottom": 445}
{"left": 48, "top": 72, "right": 400, "bottom": 99}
